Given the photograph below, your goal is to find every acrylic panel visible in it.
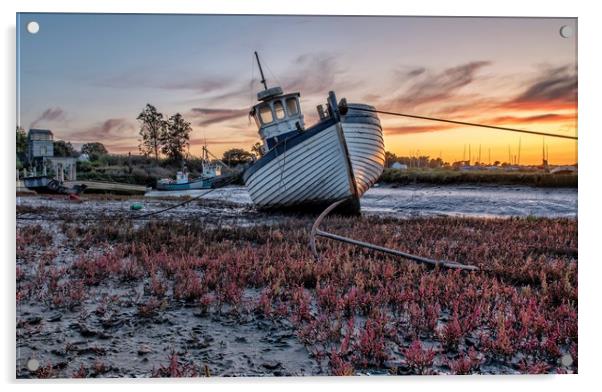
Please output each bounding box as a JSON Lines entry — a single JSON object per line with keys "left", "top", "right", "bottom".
{"left": 16, "top": 13, "right": 577, "bottom": 378}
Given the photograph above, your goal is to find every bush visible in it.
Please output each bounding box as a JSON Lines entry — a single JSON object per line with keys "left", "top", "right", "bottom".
{"left": 379, "top": 168, "right": 577, "bottom": 188}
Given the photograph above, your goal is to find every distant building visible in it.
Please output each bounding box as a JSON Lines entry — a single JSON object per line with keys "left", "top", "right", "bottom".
{"left": 25, "top": 128, "right": 77, "bottom": 181}
{"left": 77, "top": 153, "right": 90, "bottom": 162}
{"left": 27, "top": 129, "right": 54, "bottom": 160}
{"left": 45, "top": 156, "right": 78, "bottom": 181}
{"left": 459, "top": 165, "right": 482, "bottom": 172}
{"left": 391, "top": 162, "right": 408, "bottom": 171}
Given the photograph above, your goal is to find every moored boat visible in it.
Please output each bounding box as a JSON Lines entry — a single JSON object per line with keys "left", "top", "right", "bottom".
{"left": 156, "top": 146, "right": 235, "bottom": 191}
{"left": 242, "top": 53, "right": 384, "bottom": 213}
{"left": 23, "top": 175, "right": 87, "bottom": 195}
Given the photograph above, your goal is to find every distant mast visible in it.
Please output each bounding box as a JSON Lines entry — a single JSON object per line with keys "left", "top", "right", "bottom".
{"left": 254, "top": 51, "right": 268, "bottom": 91}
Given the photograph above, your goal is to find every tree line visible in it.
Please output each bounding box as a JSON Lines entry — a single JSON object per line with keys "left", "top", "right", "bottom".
{"left": 17, "top": 103, "right": 259, "bottom": 171}
{"left": 137, "top": 104, "right": 192, "bottom": 163}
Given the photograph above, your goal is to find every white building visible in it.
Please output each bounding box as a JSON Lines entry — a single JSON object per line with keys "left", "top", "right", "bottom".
{"left": 391, "top": 162, "right": 408, "bottom": 171}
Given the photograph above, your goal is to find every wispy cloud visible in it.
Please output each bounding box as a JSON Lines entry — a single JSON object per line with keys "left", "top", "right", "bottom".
{"left": 489, "top": 113, "right": 577, "bottom": 125}
{"left": 384, "top": 124, "right": 455, "bottom": 135}
{"left": 208, "top": 52, "right": 359, "bottom": 105}
{"left": 69, "top": 118, "right": 136, "bottom": 142}
{"left": 158, "top": 78, "right": 231, "bottom": 93}
{"left": 377, "top": 62, "right": 577, "bottom": 136}
{"left": 98, "top": 71, "right": 233, "bottom": 94}
{"left": 387, "top": 61, "right": 491, "bottom": 109}
{"left": 503, "top": 65, "right": 577, "bottom": 111}
{"left": 188, "top": 107, "right": 249, "bottom": 127}
{"left": 30, "top": 107, "right": 66, "bottom": 128}
{"left": 281, "top": 53, "right": 342, "bottom": 95}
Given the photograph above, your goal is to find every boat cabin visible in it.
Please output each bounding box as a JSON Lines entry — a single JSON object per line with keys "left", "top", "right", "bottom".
{"left": 175, "top": 171, "right": 189, "bottom": 184}
{"left": 250, "top": 86, "right": 305, "bottom": 153}
{"left": 202, "top": 162, "right": 222, "bottom": 178}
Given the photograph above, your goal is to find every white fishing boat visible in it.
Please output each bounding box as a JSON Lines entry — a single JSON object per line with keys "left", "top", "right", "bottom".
{"left": 243, "top": 53, "right": 385, "bottom": 213}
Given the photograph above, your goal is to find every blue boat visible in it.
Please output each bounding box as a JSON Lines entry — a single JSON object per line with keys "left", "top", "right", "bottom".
{"left": 155, "top": 174, "right": 226, "bottom": 191}
{"left": 155, "top": 147, "right": 235, "bottom": 191}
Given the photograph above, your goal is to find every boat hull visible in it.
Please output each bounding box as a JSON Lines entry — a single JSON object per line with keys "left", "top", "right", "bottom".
{"left": 23, "top": 176, "right": 86, "bottom": 195}
{"left": 156, "top": 180, "right": 212, "bottom": 191}
{"left": 341, "top": 104, "right": 385, "bottom": 196}
{"left": 243, "top": 120, "right": 357, "bottom": 211}
{"left": 155, "top": 174, "right": 235, "bottom": 191}
{"left": 243, "top": 106, "right": 384, "bottom": 213}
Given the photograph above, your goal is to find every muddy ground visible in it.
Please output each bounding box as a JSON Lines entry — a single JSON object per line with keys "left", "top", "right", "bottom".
{"left": 16, "top": 194, "right": 578, "bottom": 378}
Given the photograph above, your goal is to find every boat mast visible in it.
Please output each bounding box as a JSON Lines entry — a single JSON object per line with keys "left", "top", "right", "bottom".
{"left": 254, "top": 51, "right": 268, "bottom": 91}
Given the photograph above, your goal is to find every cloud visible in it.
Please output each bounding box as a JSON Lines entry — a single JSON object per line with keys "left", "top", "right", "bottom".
{"left": 382, "top": 111, "right": 577, "bottom": 137}
{"left": 489, "top": 113, "right": 577, "bottom": 125}
{"left": 406, "top": 67, "right": 426, "bottom": 78}
{"left": 69, "top": 118, "right": 136, "bottom": 142}
{"left": 393, "top": 66, "right": 427, "bottom": 82}
{"left": 281, "top": 53, "right": 341, "bottom": 95}
{"left": 388, "top": 61, "right": 491, "bottom": 109}
{"left": 99, "top": 71, "right": 232, "bottom": 94}
{"left": 189, "top": 107, "right": 249, "bottom": 127}
{"left": 384, "top": 124, "right": 455, "bottom": 135}
{"left": 30, "top": 107, "right": 66, "bottom": 128}
{"left": 503, "top": 65, "right": 577, "bottom": 110}
{"left": 376, "top": 62, "right": 577, "bottom": 137}
{"left": 214, "top": 52, "right": 357, "bottom": 102}
{"left": 157, "top": 77, "right": 232, "bottom": 93}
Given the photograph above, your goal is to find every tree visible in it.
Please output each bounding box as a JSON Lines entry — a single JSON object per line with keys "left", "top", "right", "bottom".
{"left": 222, "top": 148, "right": 255, "bottom": 166}
{"left": 16, "top": 126, "right": 27, "bottom": 161}
{"left": 53, "top": 140, "right": 77, "bottom": 157}
{"left": 384, "top": 151, "right": 398, "bottom": 167}
{"left": 137, "top": 104, "right": 166, "bottom": 160}
{"left": 81, "top": 142, "right": 108, "bottom": 161}
{"left": 251, "top": 142, "right": 264, "bottom": 158}
{"left": 161, "top": 113, "right": 192, "bottom": 163}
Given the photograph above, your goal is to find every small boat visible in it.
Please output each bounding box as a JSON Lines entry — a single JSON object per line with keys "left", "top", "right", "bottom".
{"left": 23, "top": 175, "right": 87, "bottom": 195}
{"left": 155, "top": 147, "right": 234, "bottom": 191}
{"left": 156, "top": 172, "right": 223, "bottom": 191}
{"left": 243, "top": 53, "right": 385, "bottom": 213}
{"left": 549, "top": 165, "right": 577, "bottom": 175}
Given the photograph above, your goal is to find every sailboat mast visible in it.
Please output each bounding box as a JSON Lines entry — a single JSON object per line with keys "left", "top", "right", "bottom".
{"left": 254, "top": 51, "right": 268, "bottom": 90}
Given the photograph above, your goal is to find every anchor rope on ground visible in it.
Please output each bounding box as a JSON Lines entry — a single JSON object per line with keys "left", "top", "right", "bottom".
{"left": 309, "top": 199, "right": 479, "bottom": 271}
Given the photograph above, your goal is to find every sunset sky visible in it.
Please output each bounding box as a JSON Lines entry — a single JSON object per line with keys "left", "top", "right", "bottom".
{"left": 17, "top": 14, "right": 577, "bottom": 164}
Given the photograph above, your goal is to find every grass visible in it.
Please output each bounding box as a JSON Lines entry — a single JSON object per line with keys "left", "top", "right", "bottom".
{"left": 379, "top": 168, "right": 578, "bottom": 188}
{"left": 16, "top": 214, "right": 577, "bottom": 377}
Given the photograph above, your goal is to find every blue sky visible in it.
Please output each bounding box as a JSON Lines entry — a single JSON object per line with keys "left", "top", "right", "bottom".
{"left": 17, "top": 13, "right": 577, "bottom": 163}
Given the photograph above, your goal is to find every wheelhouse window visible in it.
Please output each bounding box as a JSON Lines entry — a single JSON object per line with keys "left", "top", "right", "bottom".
{"left": 258, "top": 105, "right": 273, "bottom": 124}
{"left": 273, "top": 100, "right": 285, "bottom": 120}
{"left": 286, "top": 98, "right": 299, "bottom": 116}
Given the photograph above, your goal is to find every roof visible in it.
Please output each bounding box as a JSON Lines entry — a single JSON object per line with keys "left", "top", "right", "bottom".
{"left": 28, "top": 128, "right": 54, "bottom": 135}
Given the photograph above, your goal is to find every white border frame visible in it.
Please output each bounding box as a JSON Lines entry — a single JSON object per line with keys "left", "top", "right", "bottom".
{"left": 2, "top": 1, "right": 599, "bottom": 391}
